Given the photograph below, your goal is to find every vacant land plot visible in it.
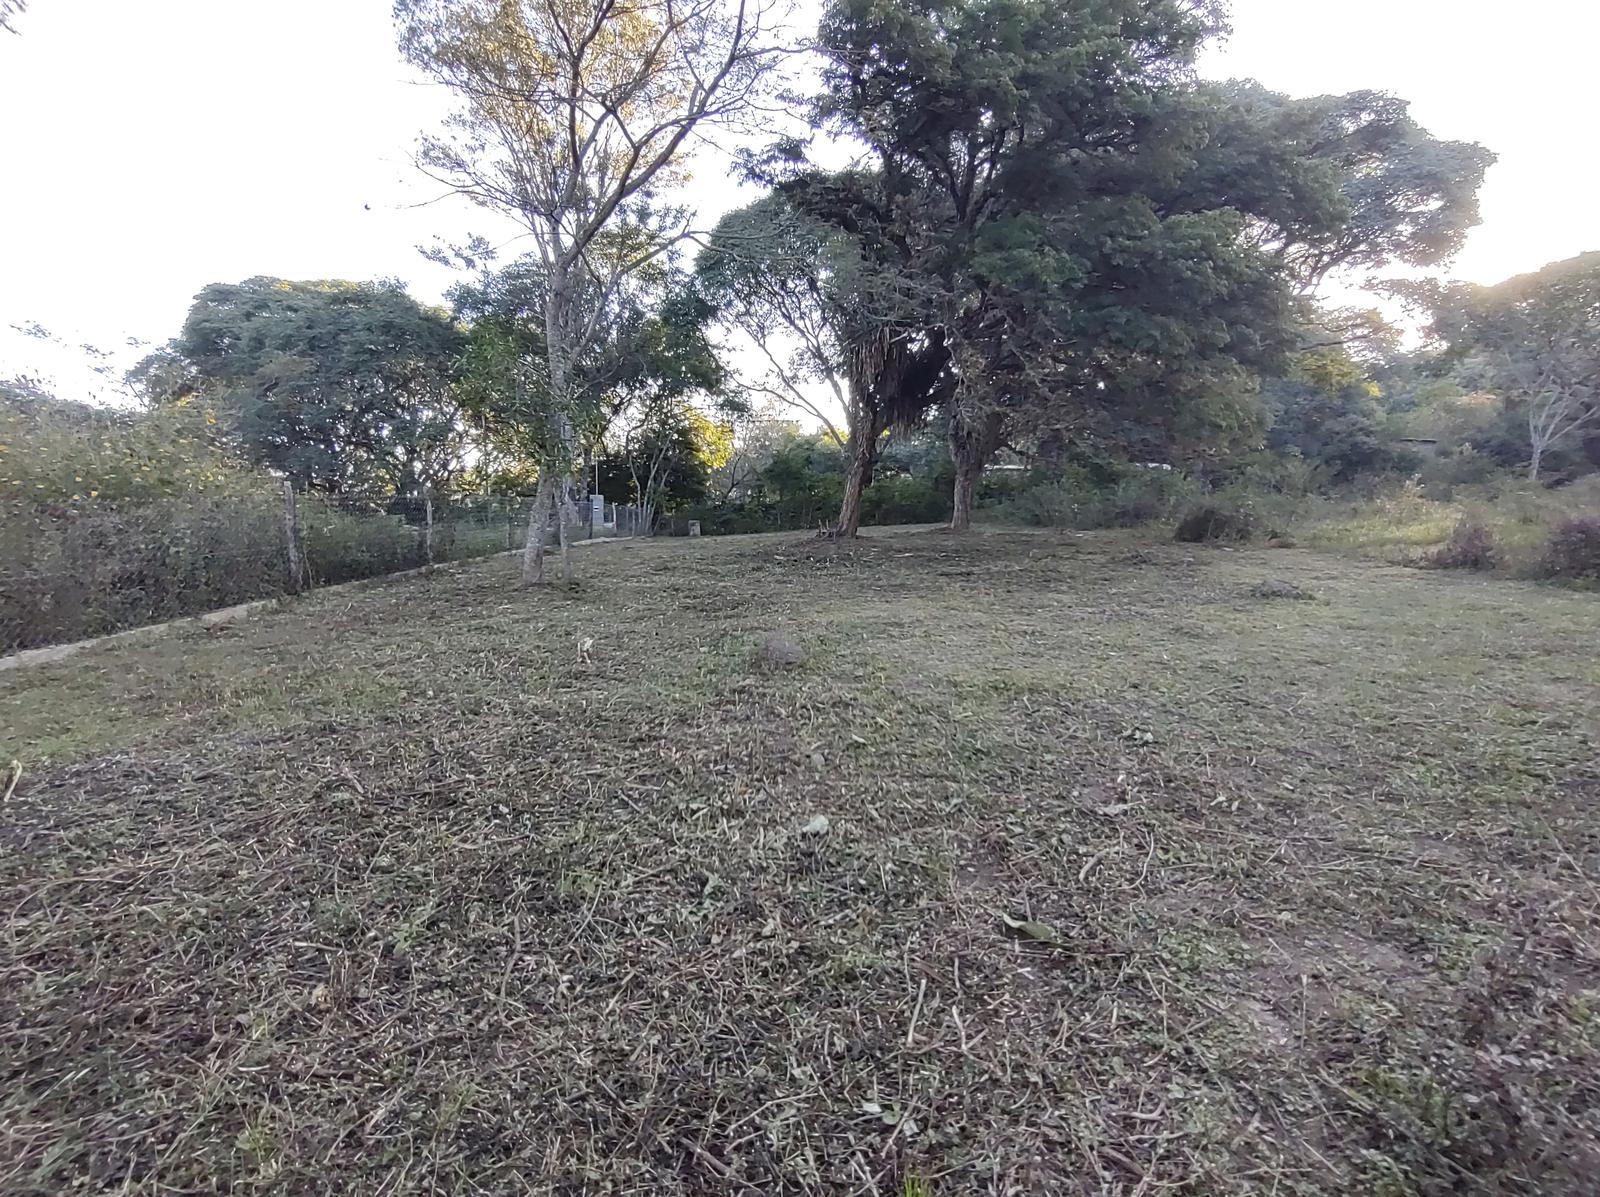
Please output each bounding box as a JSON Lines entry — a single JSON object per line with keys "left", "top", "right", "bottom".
{"left": 3, "top": 529, "right": 1597, "bottom": 1195}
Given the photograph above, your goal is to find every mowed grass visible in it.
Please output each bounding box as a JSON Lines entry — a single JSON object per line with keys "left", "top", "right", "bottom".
{"left": 2, "top": 527, "right": 1597, "bottom": 1195}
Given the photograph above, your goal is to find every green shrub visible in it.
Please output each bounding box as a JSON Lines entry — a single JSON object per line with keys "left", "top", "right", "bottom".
{"left": 1416, "top": 444, "right": 1503, "bottom": 498}
{"left": 988, "top": 466, "right": 1200, "bottom": 530}
{"left": 861, "top": 474, "right": 950, "bottom": 525}
{"left": 0, "top": 492, "right": 291, "bottom": 651}
{"left": 300, "top": 501, "right": 422, "bottom": 586}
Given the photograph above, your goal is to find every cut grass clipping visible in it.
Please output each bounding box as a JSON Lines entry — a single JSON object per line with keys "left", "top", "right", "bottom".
{"left": 3, "top": 526, "right": 1598, "bottom": 1194}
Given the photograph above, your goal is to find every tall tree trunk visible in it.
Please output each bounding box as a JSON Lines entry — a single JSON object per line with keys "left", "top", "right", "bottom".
{"left": 557, "top": 477, "right": 578, "bottom": 587}
{"left": 947, "top": 409, "right": 1005, "bottom": 532}
{"left": 950, "top": 458, "right": 979, "bottom": 532}
{"left": 836, "top": 403, "right": 885, "bottom": 537}
{"left": 1529, "top": 438, "right": 1544, "bottom": 482}
{"left": 527, "top": 251, "right": 585, "bottom": 582}
{"left": 522, "top": 472, "right": 554, "bottom": 585}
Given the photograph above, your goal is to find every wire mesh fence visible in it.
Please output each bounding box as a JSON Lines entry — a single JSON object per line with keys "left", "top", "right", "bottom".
{"left": 1, "top": 487, "right": 538, "bottom": 655}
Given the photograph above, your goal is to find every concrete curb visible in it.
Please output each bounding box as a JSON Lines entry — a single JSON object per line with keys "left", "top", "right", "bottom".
{"left": 0, "top": 536, "right": 631, "bottom": 675}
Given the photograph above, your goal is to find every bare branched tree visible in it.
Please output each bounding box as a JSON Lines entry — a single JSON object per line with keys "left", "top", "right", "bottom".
{"left": 396, "top": 0, "right": 789, "bottom": 584}
{"left": 1512, "top": 349, "right": 1599, "bottom": 483}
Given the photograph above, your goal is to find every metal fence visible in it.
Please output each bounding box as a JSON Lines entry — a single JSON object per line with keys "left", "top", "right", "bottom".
{"left": 0, "top": 487, "right": 537, "bottom": 655}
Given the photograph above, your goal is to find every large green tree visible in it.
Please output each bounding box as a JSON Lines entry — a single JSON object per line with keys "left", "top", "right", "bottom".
{"left": 785, "top": 0, "right": 1317, "bottom": 531}
{"left": 1215, "top": 85, "right": 1494, "bottom": 293}
{"left": 165, "top": 278, "right": 467, "bottom": 496}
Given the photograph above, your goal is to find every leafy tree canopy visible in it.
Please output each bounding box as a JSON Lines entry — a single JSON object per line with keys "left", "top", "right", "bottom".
{"left": 2, "top": 381, "right": 251, "bottom": 511}
{"left": 163, "top": 278, "right": 468, "bottom": 496}
{"left": 450, "top": 258, "right": 724, "bottom": 471}
{"left": 775, "top": 0, "right": 1330, "bottom": 527}
{"left": 1212, "top": 84, "right": 1495, "bottom": 290}
{"left": 1402, "top": 253, "right": 1600, "bottom": 479}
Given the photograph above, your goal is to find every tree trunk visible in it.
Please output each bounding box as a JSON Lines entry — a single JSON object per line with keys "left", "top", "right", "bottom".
{"left": 1529, "top": 439, "right": 1544, "bottom": 482}
{"left": 522, "top": 472, "right": 554, "bottom": 585}
{"left": 947, "top": 408, "right": 1005, "bottom": 532}
{"left": 524, "top": 252, "right": 585, "bottom": 583}
{"left": 836, "top": 405, "right": 885, "bottom": 538}
{"left": 557, "top": 476, "right": 578, "bottom": 587}
{"left": 950, "top": 459, "right": 979, "bottom": 532}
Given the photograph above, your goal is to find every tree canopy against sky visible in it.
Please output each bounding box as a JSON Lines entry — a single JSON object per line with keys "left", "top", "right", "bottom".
{"left": 694, "top": 194, "right": 858, "bottom": 450}
{"left": 164, "top": 277, "right": 466, "bottom": 497}
{"left": 1210, "top": 84, "right": 1495, "bottom": 293}
{"left": 757, "top": 0, "right": 1495, "bottom": 531}
{"left": 779, "top": 0, "right": 1300, "bottom": 531}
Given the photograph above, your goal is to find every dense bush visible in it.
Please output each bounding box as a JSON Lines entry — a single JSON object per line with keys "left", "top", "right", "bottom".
{"left": 1, "top": 493, "right": 291, "bottom": 651}
{"left": 1416, "top": 444, "right": 1503, "bottom": 497}
{"left": 1173, "top": 503, "right": 1259, "bottom": 543}
{"left": 1, "top": 385, "right": 248, "bottom": 507}
{"left": 300, "top": 501, "right": 425, "bottom": 586}
{"left": 988, "top": 466, "right": 1200, "bottom": 530}
{"left": 1540, "top": 517, "right": 1600, "bottom": 581}
{"left": 861, "top": 474, "right": 950, "bottom": 525}
{"left": 1427, "top": 519, "right": 1499, "bottom": 571}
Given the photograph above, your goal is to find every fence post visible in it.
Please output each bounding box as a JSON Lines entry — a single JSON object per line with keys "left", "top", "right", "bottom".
{"left": 281, "top": 481, "right": 304, "bottom": 593}
{"left": 424, "top": 489, "right": 435, "bottom": 567}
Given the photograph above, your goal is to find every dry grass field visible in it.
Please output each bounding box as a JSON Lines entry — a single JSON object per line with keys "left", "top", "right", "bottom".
{"left": 3, "top": 527, "right": 1597, "bottom": 1195}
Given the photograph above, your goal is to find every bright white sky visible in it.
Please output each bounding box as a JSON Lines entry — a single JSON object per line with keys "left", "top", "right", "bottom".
{"left": 1, "top": 0, "right": 1595, "bottom": 401}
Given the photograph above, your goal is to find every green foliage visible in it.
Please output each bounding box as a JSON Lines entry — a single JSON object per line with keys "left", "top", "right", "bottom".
{"left": 1415, "top": 444, "right": 1504, "bottom": 497}
{"left": 784, "top": 0, "right": 1396, "bottom": 502}
{"left": 1218, "top": 84, "right": 1493, "bottom": 288}
{"left": 597, "top": 404, "right": 730, "bottom": 515}
{"left": 730, "top": 435, "right": 848, "bottom": 531}
{"left": 167, "top": 277, "right": 467, "bottom": 495}
{"left": 1404, "top": 253, "right": 1600, "bottom": 480}
{"left": 1, "top": 492, "right": 288, "bottom": 652}
{"left": 2, "top": 383, "right": 254, "bottom": 510}
{"left": 452, "top": 260, "right": 724, "bottom": 484}
{"left": 0, "top": 381, "right": 527, "bottom": 651}
{"left": 691, "top": 430, "right": 960, "bottom": 532}
{"left": 989, "top": 466, "right": 1201, "bottom": 531}
{"left": 1262, "top": 358, "right": 1412, "bottom": 484}
{"left": 860, "top": 474, "right": 950, "bottom": 525}
{"left": 298, "top": 501, "right": 423, "bottom": 587}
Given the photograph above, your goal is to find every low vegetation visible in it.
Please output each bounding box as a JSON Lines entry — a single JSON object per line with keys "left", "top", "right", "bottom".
{"left": 1298, "top": 476, "right": 1600, "bottom": 583}
{"left": 3, "top": 529, "right": 1596, "bottom": 1193}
